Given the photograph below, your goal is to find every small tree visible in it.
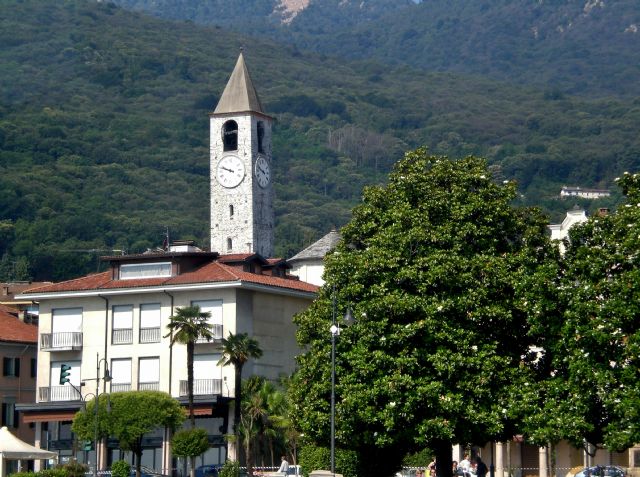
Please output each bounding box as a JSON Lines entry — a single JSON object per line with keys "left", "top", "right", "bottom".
{"left": 218, "top": 333, "right": 263, "bottom": 443}
{"left": 172, "top": 428, "right": 210, "bottom": 477}
{"left": 73, "top": 391, "right": 184, "bottom": 477}
{"left": 166, "top": 305, "right": 213, "bottom": 428}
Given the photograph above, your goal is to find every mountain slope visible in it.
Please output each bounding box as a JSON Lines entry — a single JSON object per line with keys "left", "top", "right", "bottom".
{"left": 108, "top": 0, "right": 640, "bottom": 97}
{"left": 1, "top": 0, "right": 639, "bottom": 282}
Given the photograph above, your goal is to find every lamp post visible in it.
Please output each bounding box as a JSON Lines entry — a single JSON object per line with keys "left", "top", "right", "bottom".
{"left": 82, "top": 353, "right": 112, "bottom": 477}
{"left": 330, "top": 291, "right": 353, "bottom": 476}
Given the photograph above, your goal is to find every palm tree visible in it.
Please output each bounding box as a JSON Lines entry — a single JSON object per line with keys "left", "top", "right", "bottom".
{"left": 218, "top": 332, "right": 263, "bottom": 437}
{"left": 165, "top": 305, "right": 213, "bottom": 427}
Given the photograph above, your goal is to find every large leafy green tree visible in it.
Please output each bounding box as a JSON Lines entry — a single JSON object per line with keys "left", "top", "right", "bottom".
{"left": 73, "top": 391, "right": 184, "bottom": 477}
{"left": 218, "top": 333, "right": 263, "bottom": 441}
{"left": 291, "top": 148, "right": 555, "bottom": 477}
{"left": 166, "top": 305, "right": 213, "bottom": 427}
{"left": 519, "top": 171, "right": 640, "bottom": 454}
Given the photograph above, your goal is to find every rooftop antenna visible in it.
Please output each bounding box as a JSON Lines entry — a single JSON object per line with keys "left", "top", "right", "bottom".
{"left": 162, "top": 227, "right": 170, "bottom": 251}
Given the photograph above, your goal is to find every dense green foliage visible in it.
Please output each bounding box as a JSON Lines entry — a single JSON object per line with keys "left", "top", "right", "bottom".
{"left": 518, "top": 172, "right": 640, "bottom": 452}
{"left": 110, "top": 460, "right": 132, "bottom": 477}
{"left": 109, "top": 0, "right": 640, "bottom": 97}
{"left": 291, "top": 148, "right": 557, "bottom": 477}
{"left": 1, "top": 0, "right": 637, "bottom": 281}
{"left": 172, "top": 428, "right": 211, "bottom": 458}
{"left": 72, "top": 391, "right": 184, "bottom": 477}
{"left": 298, "top": 444, "right": 360, "bottom": 477}
{"left": 218, "top": 460, "right": 240, "bottom": 477}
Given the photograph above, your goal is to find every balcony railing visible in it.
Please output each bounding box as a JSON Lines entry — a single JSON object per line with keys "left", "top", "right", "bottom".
{"left": 39, "top": 385, "right": 81, "bottom": 402}
{"left": 138, "top": 381, "right": 159, "bottom": 391}
{"left": 112, "top": 328, "right": 133, "bottom": 345}
{"left": 40, "top": 332, "right": 83, "bottom": 351}
{"left": 179, "top": 379, "right": 222, "bottom": 396}
{"left": 139, "top": 327, "right": 160, "bottom": 343}
{"left": 111, "top": 383, "right": 131, "bottom": 393}
{"left": 195, "top": 324, "right": 223, "bottom": 344}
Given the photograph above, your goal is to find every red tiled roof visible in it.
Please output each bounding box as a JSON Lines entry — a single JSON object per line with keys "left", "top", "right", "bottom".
{"left": 22, "top": 261, "right": 318, "bottom": 295}
{"left": 0, "top": 304, "right": 37, "bottom": 343}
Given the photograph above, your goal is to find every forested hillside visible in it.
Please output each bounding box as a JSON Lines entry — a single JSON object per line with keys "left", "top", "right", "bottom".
{"left": 108, "top": 0, "right": 640, "bottom": 98}
{"left": 0, "top": 0, "right": 638, "bottom": 281}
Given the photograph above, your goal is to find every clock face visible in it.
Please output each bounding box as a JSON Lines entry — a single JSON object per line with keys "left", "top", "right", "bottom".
{"left": 216, "top": 155, "right": 245, "bottom": 188}
{"left": 255, "top": 155, "right": 271, "bottom": 188}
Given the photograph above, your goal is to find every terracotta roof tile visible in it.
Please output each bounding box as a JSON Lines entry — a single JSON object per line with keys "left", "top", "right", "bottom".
{"left": 0, "top": 305, "right": 37, "bottom": 343}
{"left": 21, "top": 260, "right": 318, "bottom": 295}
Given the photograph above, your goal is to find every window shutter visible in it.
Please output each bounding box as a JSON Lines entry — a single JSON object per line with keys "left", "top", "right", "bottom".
{"left": 2, "top": 358, "right": 10, "bottom": 377}
{"left": 1, "top": 403, "right": 6, "bottom": 426}
{"left": 13, "top": 407, "right": 18, "bottom": 428}
{"left": 31, "top": 358, "right": 36, "bottom": 378}
{"left": 14, "top": 358, "right": 20, "bottom": 377}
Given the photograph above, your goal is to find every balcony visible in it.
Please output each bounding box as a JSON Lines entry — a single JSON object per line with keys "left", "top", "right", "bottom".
{"left": 40, "top": 332, "right": 83, "bottom": 351}
{"left": 112, "top": 328, "right": 133, "bottom": 345}
{"left": 138, "top": 381, "right": 159, "bottom": 391}
{"left": 39, "top": 385, "right": 81, "bottom": 402}
{"left": 139, "top": 327, "right": 161, "bottom": 343}
{"left": 179, "top": 379, "right": 222, "bottom": 396}
{"left": 111, "top": 382, "right": 131, "bottom": 393}
{"left": 195, "top": 324, "right": 223, "bottom": 344}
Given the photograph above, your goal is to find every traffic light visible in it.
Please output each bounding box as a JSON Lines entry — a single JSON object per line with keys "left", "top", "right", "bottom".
{"left": 83, "top": 440, "right": 93, "bottom": 451}
{"left": 59, "top": 363, "right": 71, "bottom": 385}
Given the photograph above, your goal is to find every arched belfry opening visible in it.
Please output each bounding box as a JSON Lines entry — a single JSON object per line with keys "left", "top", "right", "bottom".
{"left": 257, "top": 121, "right": 265, "bottom": 154}
{"left": 222, "top": 120, "right": 238, "bottom": 151}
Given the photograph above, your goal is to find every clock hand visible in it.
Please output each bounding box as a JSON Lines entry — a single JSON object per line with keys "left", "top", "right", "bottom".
{"left": 222, "top": 167, "right": 234, "bottom": 173}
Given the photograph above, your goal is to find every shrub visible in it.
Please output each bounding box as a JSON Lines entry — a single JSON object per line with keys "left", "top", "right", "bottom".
{"left": 298, "top": 444, "right": 359, "bottom": 477}
{"left": 111, "top": 460, "right": 131, "bottom": 477}
{"left": 9, "top": 472, "right": 38, "bottom": 477}
{"left": 171, "top": 428, "right": 210, "bottom": 458}
{"left": 39, "top": 467, "right": 69, "bottom": 477}
{"left": 63, "top": 460, "right": 88, "bottom": 477}
{"left": 219, "top": 460, "right": 240, "bottom": 477}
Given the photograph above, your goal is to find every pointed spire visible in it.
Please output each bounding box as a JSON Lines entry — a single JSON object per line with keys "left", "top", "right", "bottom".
{"left": 213, "top": 51, "right": 268, "bottom": 116}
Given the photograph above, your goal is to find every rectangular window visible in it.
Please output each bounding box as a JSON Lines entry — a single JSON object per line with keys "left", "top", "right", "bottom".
{"left": 120, "top": 262, "right": 171, "bottom": 279}
{"left": 112, "top": 305, "right": 133, "bottom": 344}
{"left": 3, "top": 357, "right": 20, "bottom": 377}
{"left": 50, "top": 361, "right": 81, "bottom": 401}
{"left": 140, "top": 303, "right": 161, "bottom": 343}
{"left": 191, "top": 300, "right": 223, "bottom": 340}
{"left": 138, "top": 357, "right": 160, "bottom": 391}
{"left": 50, "top": 308, "right": 83, "bottom": 349}
{"left": 110, "top": 358, "right": 132, "bottom": 392}
{"left": 1, "top": 400, "right": 17, "bottom": 428}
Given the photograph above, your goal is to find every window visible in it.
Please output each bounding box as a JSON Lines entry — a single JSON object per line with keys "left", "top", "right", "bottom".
{"left": 2, "top": 357, "right": 20, "bottom": 377}
{"left": 191, "top": 300, "right": 223, "bottom": 341}
{"left": 110, "top": 358, "right": 132, "bottom": 392}
{"left": 112, "top": 305, "right": 133, "bottom": 344}
{"left": 186, "top": 354, "right": 222, "bottom": 395}
{"left": 120, "top": 262, "right": 172, "bottom": 279}
{"left": 138, "top": 357, "right": 160, "bottom": 391}
{"left": 50, "top": 361, "right": 81, "bottom": 401}
{"left": 1, "top": 399, "right": 17, "bottom": 428}
{"left": 227, "top": 238, "right": 232, "bottom": 250}
{"left": 31, "top": 358, "right": 36, "bottom": 378}
{"left": 51, "top": 308, "right": 82, "bottom": 348}
{"left": 229, "top": 204, "right": 234, "bottom": 217}
{"left": 222, "top": 120, "right": 238, "bottom": 151}
{"left": 140, "top": 303, "right": 161, "bottom": 343}
{"left": 257, "top": 121, "right": 265, "bottom": 153}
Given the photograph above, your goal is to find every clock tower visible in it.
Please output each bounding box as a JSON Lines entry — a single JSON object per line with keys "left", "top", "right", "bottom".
{"left": 210, "top": 52, "right": 274, "bottom": 257}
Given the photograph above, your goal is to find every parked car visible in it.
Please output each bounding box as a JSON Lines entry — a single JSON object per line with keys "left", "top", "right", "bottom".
{"left": 195, "top": 465, "right": 222, "bottom": 477}
{"left": 575, "top": 466, "right": 626, "bottom": 477}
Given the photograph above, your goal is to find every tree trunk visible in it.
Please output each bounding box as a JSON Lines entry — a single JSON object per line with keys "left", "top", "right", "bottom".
{"left": 190, "top": 456, "right": 196, "bottom": 477}
{"left": 187, "top": 341, "right": 195, "bottom": 427}
{"left": 234, "top": 364, "right": 243, "bottom": 433}
{"left": 434, "top": 439, "right": 453, "bottom": 477}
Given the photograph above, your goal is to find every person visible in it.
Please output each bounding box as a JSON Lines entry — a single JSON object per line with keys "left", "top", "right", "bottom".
{"left": 453, "top": 461, "right": 464, "bottom": 477}
{"left": 459, "top": 454, "right": 471, "bottom": 477}
{"left": 428, "top": 458, "right": 436, "bottom": 477}
{"left": 474, "top": 457, "right": 487, "bottom": 477}
{"left": 278, "top": 456, "right": 289, "bottom": 474}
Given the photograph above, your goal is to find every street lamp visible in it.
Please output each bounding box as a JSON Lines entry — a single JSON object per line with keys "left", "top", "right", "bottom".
{"left": 330, "top": 291, "right": 354, "bottom": 476}
{"left": 82, "top": 354, "right": 112, "bottom": 477}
